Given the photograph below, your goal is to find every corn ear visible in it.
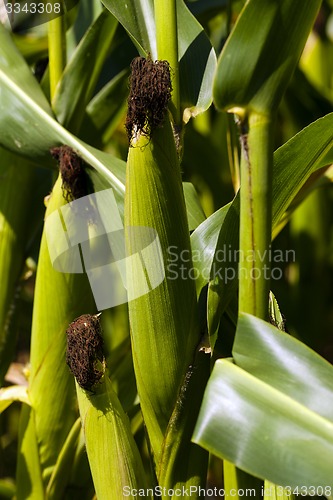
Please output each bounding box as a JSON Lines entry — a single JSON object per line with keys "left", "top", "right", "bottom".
{"left": 17, "top": 174, "right": 95, "bottom": 491}
{"left": 125, "top": 118, "right": 204, "bottom": 461}
{"left": 76, "top": 375, "right": 151, "bottom": 499}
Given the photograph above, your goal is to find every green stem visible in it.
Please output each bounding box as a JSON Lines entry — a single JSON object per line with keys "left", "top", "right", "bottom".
{"left": 227, "top": 113, "right": 241, "bottom": 193}
{"left": 48, "top": 2, "right": 66, "bottom": 102}
{"left": 154, "top": 0, "right": 180, "bottom": 127}
{"left": 238, "top": 113, "right": 273, "bottom": 319}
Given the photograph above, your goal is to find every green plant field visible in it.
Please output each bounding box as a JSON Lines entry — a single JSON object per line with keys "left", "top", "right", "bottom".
{"left": 0, "top": 0, "right": 333, "bottom": 498}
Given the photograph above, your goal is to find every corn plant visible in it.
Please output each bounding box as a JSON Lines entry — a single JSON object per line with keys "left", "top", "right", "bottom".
{"left": 0, "top": 0, "right": 333, "bottom": 499}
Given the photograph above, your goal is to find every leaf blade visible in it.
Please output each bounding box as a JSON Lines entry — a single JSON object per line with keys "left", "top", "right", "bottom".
{"left": 213, "top": 0, "right": 321, "bottom": 113}
{"left": 193, "top": 357, "right": 333, "bottom": 488}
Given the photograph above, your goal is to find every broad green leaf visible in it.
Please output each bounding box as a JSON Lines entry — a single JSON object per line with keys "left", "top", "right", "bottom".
{"left": 0, "top": 385, "right": 30, "bottom": 413}
{"left": 233, "top": 314, "right": 333, "bottom": 422}
{"left": 272, "top": 114, "right": 333, "bottom": 231}
{"left": 193, "top": 357, "right": 333, "bottom": 487}
{"left": 80, "top": 68, "right": 129, "bottom": 147}
{"left": 101, "top": 0, "right": 217, "bottom": 121}
{"left": 214, "top": 0, "right": 321, "bottom": 113}
{"left": 0, "top": 25, "right": 54, "bottom": 160}
{"left": 53, "top": 9, "right": 118, "bottom": 134}
{"left": 183, "top": 182, "right": 206, "bottom": 230}
{"left": 205, "top": 199, "right": 239, "bottom": 339}
{"left": 191, "top": 113, "right": 333, "bottom": 311}
{"left": 194, "top": 314, "right": 333, "bottom": 487}
{"left": 0, "top": 24, "right": 125, "bottom": 197}
{"left": 273, "top": 164, "right": 333, "bottom": 237}
{"left": 101, "top": 0, "right": 155, "bottom": 56}
{"left": 191, "top": 202, "right": 232, "bottom": 294}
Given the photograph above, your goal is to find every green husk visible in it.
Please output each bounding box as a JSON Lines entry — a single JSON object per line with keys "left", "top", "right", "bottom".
{"left": 125, "top": 119, "right": 201, "bottom": 461}
{"left": 17, "top": 174, "right": 95, "bottom": 492}
{"left": 76, "top": 376, "right": 150, "bottom": 499}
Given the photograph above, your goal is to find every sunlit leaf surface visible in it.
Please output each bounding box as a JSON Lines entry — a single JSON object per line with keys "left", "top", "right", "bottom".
{"left": 193, "top": 314, "right": 333, "bottom": 488}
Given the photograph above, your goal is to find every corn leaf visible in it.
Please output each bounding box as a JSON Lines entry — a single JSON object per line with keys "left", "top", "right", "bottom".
{"left": 232, "top": 314, "right": 333, "bottom": 421}
{"left": 80, "top": 68, "right": 129, "bottom": 148}
{"left": 53, "top": 9, "right": 118, "bottom": 134}
{"left": 0, "top": 24, "right": 125, "bottom": 195}
{"left": 183, "top": 182, "right": 206, "bottom": 230}
{"left": 193, "top": 314, "right": 333, "bottom": 488}
{"left": 0, "top": 385, "right": 30, "bottom": 413}
{"left": 214, "top": 0, "right": 321, "bottom": 114}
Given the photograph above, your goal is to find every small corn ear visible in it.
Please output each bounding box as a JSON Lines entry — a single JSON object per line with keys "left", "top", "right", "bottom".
{"left": 76, "top": 376, "right": 151, "bottom": 499}
{"left": 17, "top": 174, "right": 96, "bottom": 492}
